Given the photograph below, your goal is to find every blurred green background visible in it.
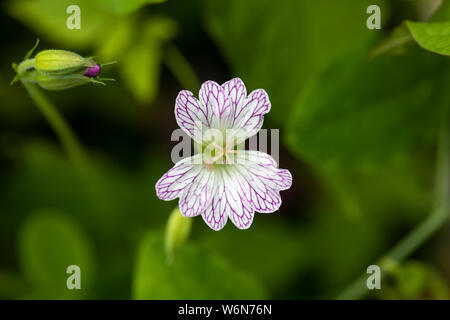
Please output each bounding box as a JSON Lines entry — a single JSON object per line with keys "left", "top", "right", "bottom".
{"left": 0, "top": 0, "right": 449, "bottom": 299}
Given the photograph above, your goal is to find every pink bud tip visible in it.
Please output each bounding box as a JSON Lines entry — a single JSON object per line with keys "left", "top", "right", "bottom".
{"left": 83, "top": 64, "right": 101, "bottom": 78}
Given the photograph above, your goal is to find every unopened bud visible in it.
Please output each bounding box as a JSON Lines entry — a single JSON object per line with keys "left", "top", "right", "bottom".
{"left": 165, "top": 207, "right": 192, "bottom": 262}
{"left": 35, "top": 50, "right": 96, "bottom": 75}
{"left": 11, "top": 41, "right": 114, "bottom": 91}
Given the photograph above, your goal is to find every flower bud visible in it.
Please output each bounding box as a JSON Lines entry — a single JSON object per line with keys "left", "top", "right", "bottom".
{"left": 34, "top": 50, "right": 96, "bottom": 75}
{"left": 12, "top": 41, "right": 114, "bottom": 91}
{"left": 165, "top": 207, "right": 192, "bottom": 262}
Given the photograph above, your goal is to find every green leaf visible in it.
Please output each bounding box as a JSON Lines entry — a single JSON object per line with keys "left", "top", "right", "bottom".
{"left": 96, "top": 18, "right": 136, "bottom": 61}
{"left": 17, "top": 209, "right": 96, "bottom": 298}
{"left": 204, "top": 0, "right": 390, "bottom": 124}
{"left": 407, "top": 20, "right": 450, "bottom": 56}
{"left": 133, "top": 232, "right": 267, "bottom": 299}
{"left": 120, "top": 17, "right": 177, "bottom": 104}
{"left": 94, "top": 0, "right": 166, "bottom": 16}
{"left": 7, "top": 0, "right": 108, "bottom": 48}
{"left": 286, "top": 48, "right": 449, "bottom": 167}
{"left": 120, "top": 40, "right": 160, "bottom": 104}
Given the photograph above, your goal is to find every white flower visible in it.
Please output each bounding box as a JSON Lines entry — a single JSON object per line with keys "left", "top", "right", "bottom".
{"left": 156, "top": 78, "right": 292, "bottom": 230}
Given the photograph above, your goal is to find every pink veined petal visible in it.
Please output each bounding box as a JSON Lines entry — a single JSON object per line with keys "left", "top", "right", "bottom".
{"left": 235, "top": 150, "right": 292, "bottom": 213}
{"left": 201, "top": 190, "right": 228, "bottom": 231}
{"left": 242, "top": 151, "right": 292, "bottom": 191}
{"left": 201, "top": 169, "right": 228, "bottom": 231}
{"left": 233, "top": 89, "right": 271, "bottom": 138}
{"left": 199, "top": 81, "right": 232, "bottom": 128}
{"left": 225, "top": 166, "right": 255, "bottom": 229}
{"left": 201, "top": 167, "right": 254, "bottom": 231}
{"left": 240, "top": 167, "right": 283, "bottom": 213}
{"left": 179, "top": 166, "right": 217, "bottom": 217}
{"left": 155, "top": 155, "right": 202, "bottom": 201}
{"left": 222, "top": 78, "right": 247, "bottom": 115}
{"left": 175, "top": 90, "right": 209, "bottom": 143}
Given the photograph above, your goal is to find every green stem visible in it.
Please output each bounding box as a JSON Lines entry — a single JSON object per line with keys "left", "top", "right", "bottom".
{"left": 164, "top": 44, "right": 200, "bottom": 93}
{"left": 337, "top": 118, "right": 450, "bottom": 300}
{"left": 22, "top": 81, "right": 87, "bottom": 165}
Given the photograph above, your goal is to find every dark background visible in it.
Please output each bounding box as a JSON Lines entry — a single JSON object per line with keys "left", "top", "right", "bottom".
{"left": 0, "top": 0, "right": 449, "bottom": 299}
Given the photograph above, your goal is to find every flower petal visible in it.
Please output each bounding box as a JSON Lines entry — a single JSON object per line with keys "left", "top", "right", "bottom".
{"left": 225, "top": 166, "right": 255, "bottom": 229}
{"left": 233, "top": 89, "right": 271, "bottom": 138}
{"left": 235, "top": 150, "right": 292, "bottom": 213}
{"left": 175, "top": 90, "right": 209, "bottom": 142}
{"left": 199, "top": 80, "right": 231, "bottom": 128}
{"left": 201, "top": 189, "right": 229, "bottom": 231}
{"left": 241, "top": 151, "right": 292, "bottom": 190}
{"left": 155, "top": 155, "right": 202, "bottom": 201}
{"left": 201, "top": 166, "right": 255, "bottom": 230}
{"left": 222, "top": 78, "right": 247, "bottom": 114}
{"left": 179, "top": 166, "right": 217, "bottom": 217}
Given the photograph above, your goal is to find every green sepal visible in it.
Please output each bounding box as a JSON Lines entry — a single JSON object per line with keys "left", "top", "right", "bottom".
{"left": 100, "top": 61, "right": 117, "bottom": 67}
{"left": 35, "top": 72, "right": 94, "bottom": 91}
{"left": 96, "top": 77, "right": 115, "bottom": 82}
{"left": 24, "top": 39, "right": 40, "bottom": 60}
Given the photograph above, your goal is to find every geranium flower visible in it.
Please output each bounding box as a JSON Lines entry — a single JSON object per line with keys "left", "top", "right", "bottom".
{"left": 156, "top": 78, "right": 292, "bottom": 230}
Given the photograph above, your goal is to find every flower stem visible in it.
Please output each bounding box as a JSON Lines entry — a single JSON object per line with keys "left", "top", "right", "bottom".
{"left": 337, "top": 117, "right": 450, "bottom": 300}
{"left": 164, "top": 44, "right": 200, "bottom": 93}
{"left": 22, "top": 81, "right": 87, "bottom": 165}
